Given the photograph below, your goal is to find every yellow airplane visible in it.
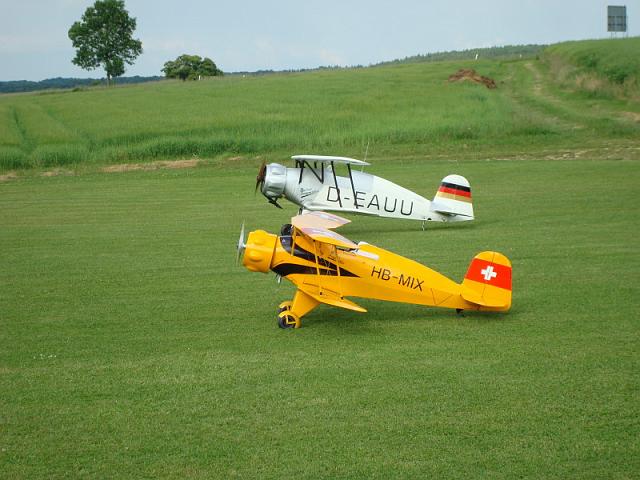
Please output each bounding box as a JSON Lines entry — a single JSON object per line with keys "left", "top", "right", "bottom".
{"left": 238, "top": 211, "right": 512, "bottom": 328}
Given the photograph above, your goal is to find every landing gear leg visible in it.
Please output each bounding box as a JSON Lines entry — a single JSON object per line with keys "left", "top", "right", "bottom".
{"left": 277, "top": 301, "right": 292, "bottom": 314}
{"left": 276, "top": 290, "right": 320, "bottom": 329}
{"left": 456, "top": 308, "right": 465, "bottom": 317}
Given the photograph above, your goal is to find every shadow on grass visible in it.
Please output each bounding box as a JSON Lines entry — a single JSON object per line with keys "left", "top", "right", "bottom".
{"left": 343, "top": 219, "right": 477, "bottom": 236}
{"left": 299, "top": 299, "right": 512, "bottom": 332}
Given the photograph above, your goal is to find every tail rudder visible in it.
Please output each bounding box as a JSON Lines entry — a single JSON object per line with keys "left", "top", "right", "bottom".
{"left": 431, "top": 174, "right": 474, "bottom": 220}
{"left": 461, "top": 251, "right": 512, "bottom": 311}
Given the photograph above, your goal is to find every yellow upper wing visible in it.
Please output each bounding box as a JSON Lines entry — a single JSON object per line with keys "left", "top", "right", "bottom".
{"left": 291, "top": 211, "right": 357, "bottom": 249}
{"left": 297, "top": 227, "right": 358, "bottom": 249}
{"left": 291, "top": 211, "right": 351, "bottom": 230}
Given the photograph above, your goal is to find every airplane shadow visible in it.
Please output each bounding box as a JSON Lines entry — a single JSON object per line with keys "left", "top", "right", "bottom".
{"left": 301, "top": 301, "right": 512, "bottom": 333}
{"left": 341, "top": 220, "right": 479, "bottom": 236}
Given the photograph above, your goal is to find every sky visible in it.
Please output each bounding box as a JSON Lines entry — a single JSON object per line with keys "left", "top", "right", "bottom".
{"left": 0, "top": 0, "right": 638, "bottom": 81}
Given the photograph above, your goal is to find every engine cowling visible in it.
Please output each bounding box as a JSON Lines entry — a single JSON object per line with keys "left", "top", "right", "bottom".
{"left": 242, "top": 230, "right": 277, "bottom": 273}
{"left": 260, "top": 163, "right": 287, "bottom": 200}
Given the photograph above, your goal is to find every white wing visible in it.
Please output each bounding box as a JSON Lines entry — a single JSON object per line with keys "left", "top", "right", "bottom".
{"left": 291, "top": 154, "right": 370, "bottom": 166}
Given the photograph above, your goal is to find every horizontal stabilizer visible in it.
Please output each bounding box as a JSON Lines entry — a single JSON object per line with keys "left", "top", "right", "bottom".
{"left": 461, "top": 285, "right": 508, "bottom": 308}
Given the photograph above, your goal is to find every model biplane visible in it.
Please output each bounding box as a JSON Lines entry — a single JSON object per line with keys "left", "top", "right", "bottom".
{"left": 255, "top": 155, "right": 474, "bottom": 226}
{"left": 237, "top": 211, "right": 511, "bottom": 328}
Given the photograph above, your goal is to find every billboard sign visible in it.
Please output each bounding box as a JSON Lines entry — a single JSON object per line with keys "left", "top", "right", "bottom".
{"left": 608, "top": 5, "right": 627, "bottom": 32}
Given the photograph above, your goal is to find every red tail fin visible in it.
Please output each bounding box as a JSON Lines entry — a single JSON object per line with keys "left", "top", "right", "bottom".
{"left": 461, "top": 251, "right": 512, "bottom": 310}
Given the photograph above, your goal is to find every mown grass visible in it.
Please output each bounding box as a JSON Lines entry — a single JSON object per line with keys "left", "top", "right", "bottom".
{"left": 1, "top": 37, "right": 638, "bottom": 172}
{"left": 1, "top": 158, "right": 638, "bottom": 478}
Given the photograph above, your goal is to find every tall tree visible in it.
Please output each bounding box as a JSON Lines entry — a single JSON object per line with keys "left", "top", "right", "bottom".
{"left": 68, "top": 0, "right": 143, "bottom": 85}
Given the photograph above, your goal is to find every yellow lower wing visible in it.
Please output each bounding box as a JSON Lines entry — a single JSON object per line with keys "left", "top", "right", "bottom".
{"left": 298, "top": 285, "right": 367, "bottom": 313}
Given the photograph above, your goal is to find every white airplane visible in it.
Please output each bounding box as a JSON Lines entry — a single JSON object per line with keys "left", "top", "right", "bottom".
{"left": 255, "top": 155, "right": 474, "bottom": 226}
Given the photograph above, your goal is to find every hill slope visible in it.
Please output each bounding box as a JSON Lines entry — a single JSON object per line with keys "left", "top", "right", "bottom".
{"left": 544, "top": 37, "right": 640, "bottom": 98}
{"left": 0, "top": 38, "right": 638, "bottom": 172}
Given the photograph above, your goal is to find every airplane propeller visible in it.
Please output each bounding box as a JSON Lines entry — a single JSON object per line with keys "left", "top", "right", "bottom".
{"left": 255, "top": 161, "right": 283, "bottom": 209}
{"left": 236, "top": 222, "right": 246, "bottom": 265}
{"left": 255, "top": 161, "right": 267, "bottom": 194}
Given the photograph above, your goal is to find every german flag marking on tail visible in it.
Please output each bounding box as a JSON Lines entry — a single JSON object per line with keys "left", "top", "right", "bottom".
{"left": 465, "top": 257, "right": 512, "bottom": 291}
{"left": 436, "top": 182, "right": 472, "bottom": 203}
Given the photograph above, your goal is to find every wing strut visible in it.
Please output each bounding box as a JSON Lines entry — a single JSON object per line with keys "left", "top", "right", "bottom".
{"left": 330, "top": 161, "right": 343, "bottom": 208}
{"left": 333, "top": 244, "right": 343, "bottom": 295}
{"left": 296, "top": 158, "right": 324, "bottom": 184}
{"left": 346, "top": 164, "right": 359, "bottom": 210}
{"left": 312, "top": 237, "right": 324, "bottom": 295}
{"left": 311, "top": 240, "right": 345, "bottom": 301}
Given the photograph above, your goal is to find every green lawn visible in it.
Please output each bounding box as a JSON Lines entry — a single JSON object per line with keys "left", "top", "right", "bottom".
{"left": 1, "top": 157, "right": 638, "bottom": 478}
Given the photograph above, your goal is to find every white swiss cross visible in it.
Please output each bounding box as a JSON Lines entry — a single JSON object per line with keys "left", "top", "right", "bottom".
{"left": 481, "top": 265, "right": 497, "bottom": 281}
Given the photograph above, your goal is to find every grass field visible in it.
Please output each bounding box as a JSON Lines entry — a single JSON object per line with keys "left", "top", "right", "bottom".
{"left": 1, "top": 38, "right": 639, "bottom": 478}
{"left": 1, "top": 38, "right": 638, "bottom": 172}
{"left": 2, "top": 158, "right": 639, "bottom": 478}
{"left": 544, "top": 37, "right": 640, "bottom": 97}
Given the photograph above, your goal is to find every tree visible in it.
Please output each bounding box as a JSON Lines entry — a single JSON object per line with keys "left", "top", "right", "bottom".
{"left": 68, "top": 0, "right": 143, "bottom": 85}
{"left": 162, "top": 55, "right": 223, "bottom": 81}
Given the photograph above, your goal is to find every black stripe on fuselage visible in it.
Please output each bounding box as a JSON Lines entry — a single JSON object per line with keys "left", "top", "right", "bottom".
{"left": 273, "top": 264, "right": 317, "bottom": 277}
{"left": 272, "top": 263, "right": 359, "bottom": 278}
{"left": 440, "top": 182, "right": 471, "bottom": 192}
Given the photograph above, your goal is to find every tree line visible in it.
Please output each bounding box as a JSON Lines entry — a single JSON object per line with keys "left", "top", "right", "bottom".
{"left": 0, "top": 76, "right": 163, "bottom": 94}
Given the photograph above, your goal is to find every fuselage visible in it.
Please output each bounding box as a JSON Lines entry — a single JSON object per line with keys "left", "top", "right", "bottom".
{"left": 266, "top": 230, "right": 494, "bottom": 312}
{"left": 276, "top": 166, "right": 463, "bottom": 222}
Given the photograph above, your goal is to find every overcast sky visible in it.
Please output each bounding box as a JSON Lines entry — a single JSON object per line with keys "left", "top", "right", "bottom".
{"left": 0, "top": 0, "right": 637, "bottom": 81}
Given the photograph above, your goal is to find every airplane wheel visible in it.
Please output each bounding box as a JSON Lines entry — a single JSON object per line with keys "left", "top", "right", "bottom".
{"left": 277, "top": 311, "right": 301, "bottom": 329}
{"left": 278, "top": 301, "right": 292, "bottom": 314}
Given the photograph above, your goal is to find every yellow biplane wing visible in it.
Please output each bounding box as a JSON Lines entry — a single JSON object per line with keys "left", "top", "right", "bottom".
{"left": 297, "top": 227, "right": 357, "bottom": 249}
{"left": 291, "top": 211, "right": 351, "bottom": 230}
{"left": 292, "top": 211, "right": 357, "bottom": 249}
{"left": 298, "top": 284, "right": 367, "bottom": 313}
{"left": 289, "top": 211, "right": 365, "bottom": 312}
